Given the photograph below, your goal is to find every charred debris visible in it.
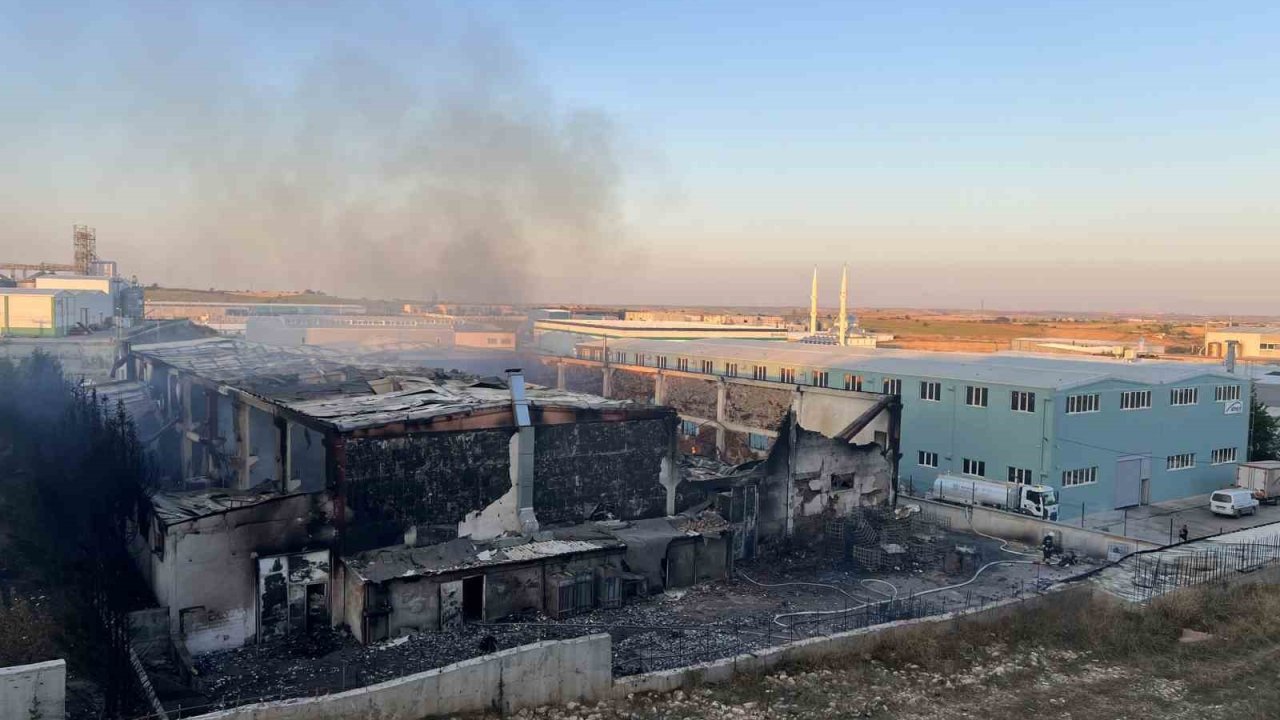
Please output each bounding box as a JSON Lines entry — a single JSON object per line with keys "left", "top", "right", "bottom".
{"left": 100, "top": 337, "right": 904, "bottom": 707}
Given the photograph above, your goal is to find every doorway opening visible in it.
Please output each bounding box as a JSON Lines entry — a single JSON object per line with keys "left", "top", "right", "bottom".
{"left": 462, "top": 575, "right": 484, "bottom": 622}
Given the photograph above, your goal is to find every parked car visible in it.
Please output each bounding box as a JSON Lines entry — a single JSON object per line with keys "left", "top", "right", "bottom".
{"left": 1210, "top": 489, "right": 1260, "bottom": 518}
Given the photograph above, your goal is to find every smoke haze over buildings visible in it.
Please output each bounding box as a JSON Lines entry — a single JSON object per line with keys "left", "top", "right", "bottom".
{"left": 0, "top": 4, "right": 628, "bottom": 303}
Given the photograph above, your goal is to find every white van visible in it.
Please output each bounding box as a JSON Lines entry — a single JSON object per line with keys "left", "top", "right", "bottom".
{"left": 1210, "top": 489, "right": 1260, "bottom": 518}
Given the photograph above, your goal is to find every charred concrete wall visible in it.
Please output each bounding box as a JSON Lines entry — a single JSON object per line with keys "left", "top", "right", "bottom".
{"left": 341, "top": 416, "right": 677, "bottom": 549}
{"left": 562, "top": 364, "right": 603, "bottom": 395}
{"left": 664, "top": 376, "right": 717, "bottom": 419}
{"left": 358, "top": 551, "right": 626, "bottom": 643}
{"left": 532, "top": 418, "right": 675, "bottom": 525}
{"left": 289, "top": 424, "right": 326, "bottom": 492}
{"left": 724, "top": 383, "right": 791, "bottom": 431}
{"left": 342, "top": 431, "right": 513, "bottom": 550}
{"left": 129, "top": 494, "right": 326, "bottom": 655}
{"left": 610, "top": 368, "right": 655, "bottom": 404}
{"left": 756, "top": 426, "right": 892, "bottom": 549}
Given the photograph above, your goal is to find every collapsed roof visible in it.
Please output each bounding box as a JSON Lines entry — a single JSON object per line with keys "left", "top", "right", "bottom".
{"left": 132, "top": 338, "right": 663, "bottom": 433}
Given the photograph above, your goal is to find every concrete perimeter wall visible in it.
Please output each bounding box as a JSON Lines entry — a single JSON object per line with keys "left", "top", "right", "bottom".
{"left": 912, "top": 498, "right": 1159, "bottom": 559}
{"left": 0, "top": 659, "right": 66, "bottom": 720}
{"left": 189, "top": 634, "right": 610, "bottom": 720}
{"left": 614, "top": 583, "right": 1093, "bottom": 697}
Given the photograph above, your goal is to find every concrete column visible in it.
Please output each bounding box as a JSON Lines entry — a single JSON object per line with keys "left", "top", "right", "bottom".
{"left": 276, "top": 418, "right": 289, "bottom": 492}
{"left": 715, "top": 380, "right": 728, "bottom": 459}
{"left": 654, "top": 372, "right": 666, "bottom": 405}
{"left": 556, "top": 363, "right": 566, "bottom": 391}
{"left": 601, "top": 367, "right": 612, "bottom": 398}
{"left": 236, "top": 402, "right": 251, "bottom": 490}
{"left": 179, "top": 376, "right": 193, "bottom": 480}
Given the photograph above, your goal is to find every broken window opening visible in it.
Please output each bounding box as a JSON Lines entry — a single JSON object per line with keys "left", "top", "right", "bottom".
{"left": 831, "top": 471, "right": 857, "bottom": 490}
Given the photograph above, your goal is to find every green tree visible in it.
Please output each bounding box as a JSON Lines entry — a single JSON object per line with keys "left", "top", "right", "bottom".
{"left": 1250, "top": 396, "right": 1280, "bottom": 461}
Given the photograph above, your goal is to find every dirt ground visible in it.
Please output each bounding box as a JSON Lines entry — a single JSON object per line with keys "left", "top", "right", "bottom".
{"left": 856, "top": 309, "right": 1207, "bottom": 355}
{"left": 481, "top": 581, "right": 1280, "bottom": 720}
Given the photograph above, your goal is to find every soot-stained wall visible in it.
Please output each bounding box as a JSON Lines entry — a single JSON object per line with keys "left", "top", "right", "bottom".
{"left": 342, "top": 431, "right": 513, "bottom": 550}
{"left": 610, "top": 369, "right": 655, "bottom": 404}
{"left": 341, "top": 415, "right": 676, "bottom": 548}
{"left": 532, "top": 417, "right": 675, "bottom": 525}
{"left": 562, "top": 365, "right": 604, "bottom": 395}
{"left": 724, "top": 384, "right": 791, "bottom": 430}
{"left": 664, "top": 376, "right": 718, "bottom": 419}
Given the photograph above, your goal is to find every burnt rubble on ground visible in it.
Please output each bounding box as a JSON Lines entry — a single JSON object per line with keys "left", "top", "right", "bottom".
{"left": 191, "top": 530, "right": 1090, "bottom": 710}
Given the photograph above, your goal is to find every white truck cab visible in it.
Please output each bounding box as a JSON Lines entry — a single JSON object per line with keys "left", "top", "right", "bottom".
{"left": 1210, "top": 488, "right": 1260, "bottom": 518}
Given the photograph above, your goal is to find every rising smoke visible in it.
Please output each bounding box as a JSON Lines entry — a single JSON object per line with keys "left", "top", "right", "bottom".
{"left": 0, "top": 5, "right": 627, "bottom": 303}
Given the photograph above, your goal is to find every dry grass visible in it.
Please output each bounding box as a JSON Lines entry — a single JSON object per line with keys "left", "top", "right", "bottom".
{"left": 522, "top": 583, "right": 1280, "bottom": 719}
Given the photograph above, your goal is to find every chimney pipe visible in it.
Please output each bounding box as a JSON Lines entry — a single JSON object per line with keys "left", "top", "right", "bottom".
{"left": 1225, "top": 342, "right": 1237, "bottom": 374}
{"left": 506, "top": 368, "right": 539, "bottom": 533}
{"left": 809, "top": 266, "right": 818, "bottom": 335}
{"left": 838, "top": 264, "right": 849, "bottom": 347}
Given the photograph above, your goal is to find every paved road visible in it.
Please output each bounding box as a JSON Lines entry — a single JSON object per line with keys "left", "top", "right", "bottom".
{"left": 1080, "top": 493, "right": 1280, "bottom": 544}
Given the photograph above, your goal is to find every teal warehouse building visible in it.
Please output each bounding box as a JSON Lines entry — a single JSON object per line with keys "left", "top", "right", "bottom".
{"left": 565, "top": 339, "right": 1248, "bottom": 520}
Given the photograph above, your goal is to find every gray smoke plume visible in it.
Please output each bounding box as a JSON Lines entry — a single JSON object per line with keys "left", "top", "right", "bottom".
{"left": 0, "top": 6, "right": 626, "bottom": 303}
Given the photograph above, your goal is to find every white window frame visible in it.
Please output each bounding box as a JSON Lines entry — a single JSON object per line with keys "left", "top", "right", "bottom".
{"left": 962, "top": 458, "right": 986, "bottom": 477}
{"left": 1214, "top": 385, "right": 1241, "bottom": 403}
{"left": 920, "top": 381, "right": 942, "bottom": 402}
{"left": 1062, "top": 466, "right": 1098, "bottom": 487}
{"left": 1011, "top": 390, "right": 1036, "bottom": 413}
{"left": 1120, "top": 390, "right": 1151, "bottom": 410}
{"left": 1166, "top": 453, "right": 1195, "bottom": 471}
{"left": 1008, "top": 467, "right": 1034, "bottom": 485}
{"left": 965, "top": 385, "right": 988, "bottom": 408}
{"left": 752, "top": 365, "right": 766, "bottom": 381}
{"left": 1170, "top": 387, "right": 1198, "bottom": 406}
{"left": 812, "top": 371, "right": 829, "bottom": 388}
{"left": 918, "top": 450, "right": 938, "bottom": 468}
{"left": 1211, "top": 447, "right": 1237, "bottom": 465}
{"left": 676, "top": 357, "right": 690, "bottom": 372}
{"left": 780, "top": 367, "right": 796, "bottom": 384}
{"left": 1066, "top": 393, "right": 1100, "bottom": 414}
{"left": 700, "top": 359, "right": 714, "bottom": 374}
{"left": 844, "top": 374, "right": 862, "bottom": 391}
{"left": 882, "top": 377, "right": 902, "bottom": 395}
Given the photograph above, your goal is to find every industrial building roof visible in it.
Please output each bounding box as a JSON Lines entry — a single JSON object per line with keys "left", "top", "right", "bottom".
{"left": 148, "top": 489, "right": 301, "bottom": 525}
{"left": 0, "top": 287, "right": 69, "bottom": 295}
{"left": 133, "top": 338, "right": 652, "bottom": 432}
{"left": 344, "top": 534, "right": 624, "bottom": 583}
{"left": 93, "top": 380, "right": 167, "bottom": 442}
{"left": 132, "top": 338, "right": 386, "bottom": 399}
{"left": 283, "top": 375, "right": 645, "bottom": 432}
{"left": 581, "top": 338, "right": 1238, "bottom": 390}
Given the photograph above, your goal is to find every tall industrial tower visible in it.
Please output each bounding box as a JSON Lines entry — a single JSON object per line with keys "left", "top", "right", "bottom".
{"left": 72, "top": 225, "right": 97, "bottom": 275}
{"left": 809, "top": 266, "right": 819, "bottom": 335}
{"left": 838, "top": 264, "right": 849, "bottom": 346}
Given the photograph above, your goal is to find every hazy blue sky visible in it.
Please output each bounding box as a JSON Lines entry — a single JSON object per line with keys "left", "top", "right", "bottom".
{"left": 2, "top": 1, "right": 1277, "bottom": 312}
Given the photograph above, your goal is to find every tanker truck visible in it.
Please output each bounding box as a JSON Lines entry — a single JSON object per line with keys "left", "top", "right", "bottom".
{"left": 932, "top": 473, "right": 1060, "bottom": 521}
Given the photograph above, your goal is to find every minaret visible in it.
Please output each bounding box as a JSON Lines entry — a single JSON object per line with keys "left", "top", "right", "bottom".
{"left": 838, "top": 264, "right": 849, "bottom": 346}
{"left": 809, "top": 266, "right": 819, "bottom": 335}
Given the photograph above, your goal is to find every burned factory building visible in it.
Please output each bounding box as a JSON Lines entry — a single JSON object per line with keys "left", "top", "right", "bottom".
{"left": 541, "top": 341, "right": 903, "bottom": 554}
{"left": 124, "top": 338, "right": 685, "bottom": 653}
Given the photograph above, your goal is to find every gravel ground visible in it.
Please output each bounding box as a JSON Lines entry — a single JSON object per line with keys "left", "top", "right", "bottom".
{"left": 190, "top": 536, "right": 1090, "bottom": 710}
